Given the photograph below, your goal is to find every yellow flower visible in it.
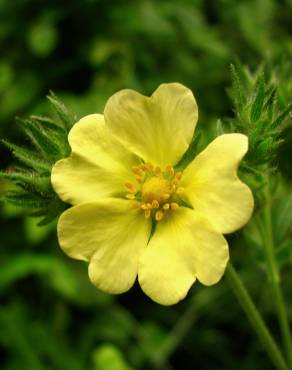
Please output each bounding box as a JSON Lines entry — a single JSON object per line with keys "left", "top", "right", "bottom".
{"left": 51, "top": 83, "right": 254, "bottom": 305}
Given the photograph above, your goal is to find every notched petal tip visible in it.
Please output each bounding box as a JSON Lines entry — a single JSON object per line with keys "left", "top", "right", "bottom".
{"left": 104, "top": 82, "right": 198, "bottom": 167}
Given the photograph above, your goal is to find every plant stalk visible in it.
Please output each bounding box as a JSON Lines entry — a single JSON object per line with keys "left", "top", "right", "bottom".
{"left": 263, "top": 179, "right": 292, "bottom": 367}
{"left": 226, "top": 263, "right": 288, "bottom": 370}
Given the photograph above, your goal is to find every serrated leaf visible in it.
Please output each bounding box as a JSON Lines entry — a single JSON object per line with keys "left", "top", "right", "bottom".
{"left": 47, "top": 91, "right": 76, "bottom": 131}
{"left": 250, "top": 74, "right": 265, "bottom": 123}
{"left": 1, "top": 140, "right": 51, "bottom": 172}
{"left": 0, "top": 171, "right": 51, "bottom": 193}
{"left": 230, "top": 64, "right": 245, "bottom": 110}
{"left": 23, "top": 119, "right": 62, "bottom": 159}
{"left": 5, "top": 191, "right": 51, "bottom": 208}
{"left": 270, "top": 103, "right": 292, "bottom": 129}
{"left": 31, "top": 115, "right": 65, "bottom": 131}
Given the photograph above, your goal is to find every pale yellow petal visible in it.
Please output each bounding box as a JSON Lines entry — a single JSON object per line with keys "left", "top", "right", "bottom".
{"left": 182, "top": 134, "right": 254, "bottom": 234}
{"left": 57, "top": 199, "right": 151, "bottom": 294}
{"left": 51, "top": 114, "right": 139, "bottom": 204}
{"left": 138, "top": 208, "right": 228, "bottom": 305}
{"left": 104, "top": 83, "right": 198, "bottom": 167}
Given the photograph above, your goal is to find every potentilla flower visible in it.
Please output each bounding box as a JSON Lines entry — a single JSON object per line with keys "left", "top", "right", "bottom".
{"left": 51, "top": 83, "right": 254, "bottom": 305}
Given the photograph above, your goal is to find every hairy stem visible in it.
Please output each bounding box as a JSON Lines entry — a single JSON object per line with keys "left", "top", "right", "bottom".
{"left": 262, "top": 179, "right": 292, "bottom": 367}
{"left": 226, "top": 263, "right": 288, "bottom": 370}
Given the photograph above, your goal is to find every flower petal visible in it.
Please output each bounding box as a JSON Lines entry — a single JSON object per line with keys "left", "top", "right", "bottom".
{"left": 57, "top": 199, "right": 151, "bottom": 294}
{"left": 182, "top": 134, "right": 254, "bottom": 234}
{"left": 104, "top": 83, "right": 198, "bottom": 167}
{"left": 138, "top": 208, "right": 228, "bottom": 305}
{"left": 51, "top": 114, "right": 139, "bottom": 205}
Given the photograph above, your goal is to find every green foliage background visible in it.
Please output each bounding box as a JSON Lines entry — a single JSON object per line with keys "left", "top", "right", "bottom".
{"left": 0, "top": 1, "right": 291, "bottom": 369}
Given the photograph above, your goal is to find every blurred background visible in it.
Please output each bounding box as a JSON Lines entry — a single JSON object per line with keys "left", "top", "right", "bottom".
{"left": 0, "top": 0, "right": 291, "bottom": 369}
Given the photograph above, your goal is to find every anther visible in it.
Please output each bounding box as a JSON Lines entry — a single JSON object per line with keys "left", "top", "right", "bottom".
{"left": 166, "top": 165, "right": 175, "bottom": 176}
{"left": 144, "top": 210, "right": 151, "bottom": 219}
{"left": 146, "top": 202, "right": 152, "bottom": 209}
{"left": 141, "top": 203, "right": 148, "bottom": 210}
{"left": 155, "top": 210, "right": 164, "bottom": 221}
{"left": 132, "top": 166, "right": 144, "bottom": 176}
{"left": 170, "top": 202, "right": 179, "bottom": 210}
{"left": 125, "top": 181, "right": 134, "bottom": 189}
{"left": 175, "top": 172, "right": 182, "bottom": 181}
{"left": 141, "top": 164, "right": 149, "bottom": 171}
{"left": 136, "top": 176, "right": 144, "bottom": 183}
{"left": 162, "top": 193, "right": 170, "bottom": 201}
{"left": 155, "top": 166, "right": 161, "bottom": 174}
{"left": 163, "top": 203, "right": 170, "bottom": 210}
{"left": 176, "top": 187, "right": 184, "bottom": 194}
{"left": 152, "top": 200, "right": 159, "bottom": 209}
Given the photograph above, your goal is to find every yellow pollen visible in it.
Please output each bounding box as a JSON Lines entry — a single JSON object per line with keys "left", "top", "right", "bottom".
{"left": 144, "top": 209, "right": 151, "bottom": 219}
{"left": 162, "top": 193, "right": 170, "bottom": 201}
{"left": 155, "top": 210, "right": 164, "bottom": 221}
{"left": 152, "top": 199, "right": 160, "bottom": 209}
{"left": 132, "top": 167, "right": 144, "bottom": 176}
{"left": 147, "top": 163, "right": 154, "bottom": 171}
{"left": 142, "top": 177, "right": 170, "bottom": 203}
{"left": 126, "top": 164, "right": 185, "bottom": 217}
{"left": 136, "top": 176, "right": 144, "bottom": 183}
{"left": 170, "top": 202, "right": 179, "bottom": 210}
{"left": 125, "top": 181, "right": 134, "bottom": 189}
{"left": 176, "top": 187, "right": 184, "bottom": 194}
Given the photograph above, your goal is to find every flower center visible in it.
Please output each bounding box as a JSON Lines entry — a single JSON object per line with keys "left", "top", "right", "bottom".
{"left": 142, "top": 177, "right": 170, "bottom": 203}
{"left": 124, "top": 163, "right": 184, "bottom": 221}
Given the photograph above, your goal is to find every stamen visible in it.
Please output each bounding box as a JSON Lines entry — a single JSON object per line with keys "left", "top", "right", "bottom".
{"left": 144, "top": 209, "right": 151, "bottom": 219}
{"left": 155, "top": 210, "right": 164, "bottom": 221}
{"left": 128, "top": 164, "right": 185, "bottom": 217}
{"left": 125, "top": 181, "right": 134, "bottom": 189}
{"left": 176, "top": 187, "right": 184, "bottom": 194}
{"left": 132, "top": 166, "right": 144, "bottom": 176}
{"left": 171, "top": 184, "right": 177, "bottom": 192}
{"left": 136, "top": 176, "right": 144, "bottom": 183}
{"left": 170, "top": 202, "right": 179, "bottom": 210}
{"left": 162, "top": 193, "right": 170, "bottom": 201}
{"left": 148, "top": 163, "right": 154, "bottom": 171}
{"left": 166, "top": 165, "right": 175, "bottom": 176}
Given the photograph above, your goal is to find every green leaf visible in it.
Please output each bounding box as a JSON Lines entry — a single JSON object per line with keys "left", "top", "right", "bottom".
{"left": 0, "top": 171, "right": 51, "bottom": 193}
{"left": 1, "top": 140, "right": 51, "bottom": 172}
{"left": 250, "top": 74, "right": 265, "bottom": 123}
{"left": 270, "top": 103, "right": 292, "bottom": 129}
{"left": 22, "top": 119, "right": 62, "bottom": 159}
{"left": 230, "top": 63, "right": 245, "bottom": 109}
{"left": 174, "top": 131, "right": 201, "bottom": 171}
{"left": 93, "top": 345, "right": 134, "bottom": 370}
{"left": 47, "top": 91, "right": 77, "bottom": 131}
